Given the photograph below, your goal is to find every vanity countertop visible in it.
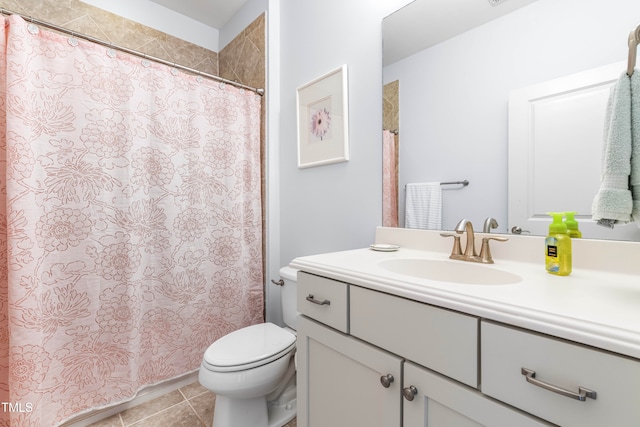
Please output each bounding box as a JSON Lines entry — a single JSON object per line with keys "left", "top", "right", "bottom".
{"left": 289, "top": 227, "right": 640, "bottom": 360}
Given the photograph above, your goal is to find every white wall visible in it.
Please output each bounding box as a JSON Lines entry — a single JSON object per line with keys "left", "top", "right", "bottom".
{"left": 384, "top": 0, "right": 640, "bottom": 232}
{"left": 276, "top": 0, "right": 409, "bottom": 269}
{"left": 219, "top": 0, "right": 268, "bottom": 49}
{"left": 265, "top": 0, "right": 282, "bottom": 323}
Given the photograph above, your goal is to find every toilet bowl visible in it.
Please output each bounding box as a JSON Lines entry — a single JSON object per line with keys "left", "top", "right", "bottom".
{"left": 199, "top": 267, "right": 298, "bottom": 427}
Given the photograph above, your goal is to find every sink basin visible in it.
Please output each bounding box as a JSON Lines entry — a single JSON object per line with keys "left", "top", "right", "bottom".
{"left": 378, "top": 258, "right": 522, "bottom": 285}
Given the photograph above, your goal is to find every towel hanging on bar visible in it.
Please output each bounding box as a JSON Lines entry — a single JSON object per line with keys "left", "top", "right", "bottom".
{"left": 405, "top": 183, "right": 442, "bottom": 229}
{"left": 627, "top": 23, "right": 640, "bottom": 76}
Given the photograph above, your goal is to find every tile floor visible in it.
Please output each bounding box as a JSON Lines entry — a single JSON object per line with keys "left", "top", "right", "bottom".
{"left": 88, "top": 381, "right": 297, "bottom": 427}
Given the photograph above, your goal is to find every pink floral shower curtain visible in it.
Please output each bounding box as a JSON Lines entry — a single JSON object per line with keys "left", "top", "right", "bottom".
{"left": 382, "top": 130, "right": 398, "bottom": 227}
{"left": 0, "top": 15, "right": 264, "bottom": 426}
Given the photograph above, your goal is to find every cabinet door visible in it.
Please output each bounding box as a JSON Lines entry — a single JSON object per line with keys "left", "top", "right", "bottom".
{"left": 403, "top": 362, "right": 553, "bottom": 427}
{"left": 297, "top": 316, "right": 402, "bottom": 427}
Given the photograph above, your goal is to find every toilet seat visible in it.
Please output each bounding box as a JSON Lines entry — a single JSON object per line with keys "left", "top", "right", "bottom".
{"left": 202, "top": 323, "right": 296, "bottom": 373}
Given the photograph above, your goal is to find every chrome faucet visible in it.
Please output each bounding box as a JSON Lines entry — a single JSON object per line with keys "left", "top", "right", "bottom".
{"left": 441, "top": 219, "right": 508, "bottom": 264}
{"left": 483, "top": 217, "right": 498, "bottom": 233}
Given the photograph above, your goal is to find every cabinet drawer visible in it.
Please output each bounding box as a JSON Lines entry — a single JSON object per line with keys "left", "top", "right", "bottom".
{"left": 350, "top": 285, "right": 478, "bottom": 387}
{"left": 482, "top": 321, "right": 640, "bottom": 427}
{"left": 297, "top": 272, "right": 348, "bottom": 333}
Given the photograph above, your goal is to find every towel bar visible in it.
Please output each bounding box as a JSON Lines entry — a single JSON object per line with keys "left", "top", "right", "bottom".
{"left": 405, "top": 180, "right": 469, "bottom": 189}
{"left": 440, "top": 180, "right": 469, "bottom": 186}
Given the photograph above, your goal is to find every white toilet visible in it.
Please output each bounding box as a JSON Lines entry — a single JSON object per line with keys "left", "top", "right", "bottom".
{"left": 199, "top": 266, "right": 298, "bottom": 427}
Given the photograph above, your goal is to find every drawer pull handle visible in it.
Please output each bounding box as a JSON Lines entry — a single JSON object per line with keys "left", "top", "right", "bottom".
{"left": 380, "top": 374, "right": 394, "bottom": 388}
{"left": 403, "top": 386, "right": 418, "bottom": 401}
{"left": 306, "top": 294, "right": 331, "bottom": 306}
{"left": 521, "top": 368, "right": 597, "bottom": 402}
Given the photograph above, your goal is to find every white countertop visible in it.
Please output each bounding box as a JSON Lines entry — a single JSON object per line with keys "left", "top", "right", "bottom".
{"left": 290, "top": 227, "right": 640, "bottom": 360}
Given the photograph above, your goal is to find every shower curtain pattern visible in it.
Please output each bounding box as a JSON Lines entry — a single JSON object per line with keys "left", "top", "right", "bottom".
{"left": 382, "top": 129, "right": 398, "bottom": 227}
{"left": 0, "top": 15, "right": 264, "bottom": 426}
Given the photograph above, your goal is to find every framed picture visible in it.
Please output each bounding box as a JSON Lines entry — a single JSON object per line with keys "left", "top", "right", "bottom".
{"left": 296, "top": 65, "right": 349, "bottom": 168}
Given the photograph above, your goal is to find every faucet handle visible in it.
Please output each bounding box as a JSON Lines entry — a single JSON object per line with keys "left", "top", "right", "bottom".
{"left": 479, "top": 236, "right": 508, "bottom": 264}
{"left": 440, "top": 233, "right": 462, "bottom": 258}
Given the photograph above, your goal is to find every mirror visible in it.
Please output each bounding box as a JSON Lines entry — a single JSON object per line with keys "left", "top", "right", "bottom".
{"left": 383, "top": 0, "right": 640, "bottom": 240}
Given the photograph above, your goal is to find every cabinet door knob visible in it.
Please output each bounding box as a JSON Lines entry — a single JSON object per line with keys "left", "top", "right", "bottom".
{"left": 379, "top": 374, "right": 394, "bottom": 388}
{"left": 403, "top": 385, "right": 418, "bottom": 401}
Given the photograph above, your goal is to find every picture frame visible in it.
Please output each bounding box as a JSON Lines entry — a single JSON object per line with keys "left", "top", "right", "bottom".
{"left": 296, "top": 64, "right": 349, "bottom": 168}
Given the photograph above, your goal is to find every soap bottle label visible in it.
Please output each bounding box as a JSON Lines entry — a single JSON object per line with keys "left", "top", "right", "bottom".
{"left": 545, "top": 235, "right": 571, "bottom": 275}
{"left": 545, "top": 236, "right": 560, "bottom": 272}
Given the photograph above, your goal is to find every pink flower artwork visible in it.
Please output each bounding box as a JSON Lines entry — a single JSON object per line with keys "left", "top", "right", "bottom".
{"left": 310, "top": 107, "right": 331, "bottom": 140}
{"left": 308, "top": 96, "right": 333, "bottom": 142}
{"left": 0, "top": 15, "right": 264, "bottom": 426}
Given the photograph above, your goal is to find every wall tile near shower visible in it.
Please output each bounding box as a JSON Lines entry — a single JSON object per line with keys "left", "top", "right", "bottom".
{"left": 219, "top": 14, "right": 266, "bottom": 90}
{"left": 0, "top": 0, "right": 219, "bottom": 76}
{"left": 383, "top": 80, "right": 400, "bottom": 131}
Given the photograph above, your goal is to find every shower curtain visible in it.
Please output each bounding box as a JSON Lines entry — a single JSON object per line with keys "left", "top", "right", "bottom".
{"left": 382, "top": 130, "right": 398, "bottom": 227}
{"left": 0, "top": 15, "right": 264, "bottom": 426}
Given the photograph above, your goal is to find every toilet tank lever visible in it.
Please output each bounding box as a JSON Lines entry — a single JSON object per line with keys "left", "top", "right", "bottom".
{"left": 271, "top": 279, "right": 284, "bottom": 286}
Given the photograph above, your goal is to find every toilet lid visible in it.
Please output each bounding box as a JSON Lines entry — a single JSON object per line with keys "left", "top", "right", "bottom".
{"left": 203, "top": 323, "right": 296, "bottom": 369}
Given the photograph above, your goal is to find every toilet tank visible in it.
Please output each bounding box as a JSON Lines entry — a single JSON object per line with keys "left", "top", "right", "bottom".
{"left": 279, "top": 266, "right": 298, "bottom": 330}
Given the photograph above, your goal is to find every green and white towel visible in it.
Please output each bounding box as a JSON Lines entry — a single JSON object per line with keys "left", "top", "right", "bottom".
{"left": 592, "top": 70, "right": 640, "bottom": 227}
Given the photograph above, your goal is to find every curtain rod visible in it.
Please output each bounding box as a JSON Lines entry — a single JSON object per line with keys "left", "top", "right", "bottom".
{"left": 0, "top": 8, "right": 265, "bottom": 96}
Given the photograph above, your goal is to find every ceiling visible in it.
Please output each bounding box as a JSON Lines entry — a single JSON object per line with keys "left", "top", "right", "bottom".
{"left": 149, "top": 0, "right": 538, "bottom": 61}
{"left": 149, "top": 0, "right": 249, "bottom": 29}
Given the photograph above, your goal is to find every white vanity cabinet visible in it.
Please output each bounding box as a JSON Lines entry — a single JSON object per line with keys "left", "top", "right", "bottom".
{"left": 292, "top": 229, "right": 640, "bottom": 426}
{"left": 296, "top": 272, "right": 552, "bottom": 427}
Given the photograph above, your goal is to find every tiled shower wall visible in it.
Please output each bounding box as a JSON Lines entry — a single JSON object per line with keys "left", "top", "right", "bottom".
{"left": 383, "top": 80, "right": 399, "bottom": 132}
{"left": 219, "top": 15, "right": 265, "bottom": 91}
{"left": 0, "top": 0, "right": 266, "bottom": 92}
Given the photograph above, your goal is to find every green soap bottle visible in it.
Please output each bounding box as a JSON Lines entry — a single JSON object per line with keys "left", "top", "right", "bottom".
{"left": 545, "top": 212, "right": 572, "bottom": 276}
{"left": 564, "top": 211, "right": 582, "bottom": 238}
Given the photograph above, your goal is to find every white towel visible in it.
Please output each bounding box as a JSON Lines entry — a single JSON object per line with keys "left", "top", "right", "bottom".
{"left": 405, "top": 182, "right": 442, "bottom": 229}
{"left": 592, "top": 71, "right": 635, "bottom": 225}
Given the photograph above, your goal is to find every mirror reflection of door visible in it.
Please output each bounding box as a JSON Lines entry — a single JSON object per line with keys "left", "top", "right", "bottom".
{"left": 508, "top": 61, "right": 640, "bottom": 241}
{"left": 383, "top": 80, "right": 399, "bottom": 227}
